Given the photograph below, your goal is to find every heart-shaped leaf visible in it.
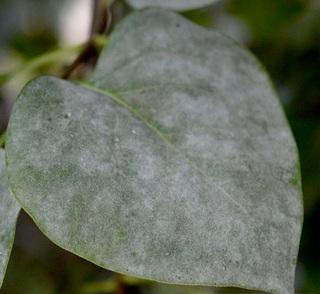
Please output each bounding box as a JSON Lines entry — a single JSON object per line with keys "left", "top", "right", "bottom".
{"left": 0, "top": 150, "right": 19, "bottom": 287}
{"left": 6, "top": 9, "right": 303, "bottom": 294}
{"left": 126, "top": 0, "right": 220, "bottom": 11}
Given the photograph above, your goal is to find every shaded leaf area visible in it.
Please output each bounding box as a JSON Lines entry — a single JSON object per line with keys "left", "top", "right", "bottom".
{"left": 0, "top": 150, "right": 20, "bottom": 287}
{"left": 126, "top": 0, "right": 220, "bottom": 11}
{"left": 6, "top": 9, "right": 302, "bottom": 294}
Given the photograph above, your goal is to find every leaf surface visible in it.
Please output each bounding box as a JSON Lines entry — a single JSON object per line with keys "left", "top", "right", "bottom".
{"left": 0, "top": 150, "right": 19, "bottom": 288}
{"left": 126, "top": 0, "right": 220, "bottom": 11}
{"left": 6, "top": 9, "right": 303, "bottom": 294}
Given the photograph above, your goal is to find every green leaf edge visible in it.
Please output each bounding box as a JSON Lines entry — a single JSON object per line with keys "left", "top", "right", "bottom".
{"left": 0, "top": 149, "right": 20, "bottom": 288}
{"left": 0, "top": 210, "right": 18, "bottom": 289}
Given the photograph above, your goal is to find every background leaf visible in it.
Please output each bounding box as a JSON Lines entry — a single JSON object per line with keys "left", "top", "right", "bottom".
{"left": 6, "top": 9, "right": 303, "bottom": 294}
{"left": 0, "top": 150, "right": 20, "bottom": 287}
{"left": 126, "top": 0, "right": 220, "bottom": 11}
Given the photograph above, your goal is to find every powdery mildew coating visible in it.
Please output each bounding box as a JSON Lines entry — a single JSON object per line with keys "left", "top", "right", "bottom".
{"left": 127, "top": 0, "right": 220, "bottom": 11}
{"left": 6, "top": 9, "right": 302, "bottom": 294}
{"left": 0, "top": 150, "right": 19, "bottom": 287}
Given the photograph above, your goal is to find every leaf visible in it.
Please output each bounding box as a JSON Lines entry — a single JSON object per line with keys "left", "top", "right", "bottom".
{"left": 6, "top": 9, "right": 303, "bottom": 294}
{"left": 126, "top": 0, "right": 220, "bottom": 11}
{"left": 0, "top": 150, "right": 19, "bottom": 288}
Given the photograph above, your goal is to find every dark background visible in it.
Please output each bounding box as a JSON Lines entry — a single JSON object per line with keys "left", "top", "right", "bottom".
{"left": 0, "top": 0, "right": 319, "bottom": 293}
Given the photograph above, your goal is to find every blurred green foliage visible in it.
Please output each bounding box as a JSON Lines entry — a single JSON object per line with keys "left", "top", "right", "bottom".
{"left": 0, "top": 0, "right": 319, "bottom": 293}
{"left": 230, "top": 0, "right": 306, "bottom": 43}
{"left": 11, "top": 32, "right": 57, "bottom": 59}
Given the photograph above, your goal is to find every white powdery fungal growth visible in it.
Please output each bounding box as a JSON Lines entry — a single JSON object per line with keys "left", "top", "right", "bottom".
{"left": 6, "top": 9, "right": 302, "bottom": 294}
{"left": 0, "top": 150, "right": 19, "bottom": 287}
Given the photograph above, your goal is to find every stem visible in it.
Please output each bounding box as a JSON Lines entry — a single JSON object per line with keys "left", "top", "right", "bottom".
{"left": 81, "top": 275, "right": 150, "bottom": 293}
{"left": 1, "top": 45, "right": 82, "bottom": 87}
{"left": 116, "top": 274, "right": 125, "bottom": 294}
{"left": 0, "top": 35, "right": 107, "bottom": 87}
{"left": 62, "top": 0, "right": 112, "bottom": 79}
{"left": 81, "top": 279, "right": 116, "bottom": 293}
{"left": 0, "top": 132, "right": 5, "bottom": 148}
{"left": 91, "top": 0, "right": 113, "bottom": 35}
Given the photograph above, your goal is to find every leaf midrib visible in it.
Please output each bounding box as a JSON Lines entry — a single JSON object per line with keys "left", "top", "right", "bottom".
{"left": 80, "top": 81, "right": 281, "bottom": 253}
{"left": 79, "top": 81, "right": 252, "bottom": 215}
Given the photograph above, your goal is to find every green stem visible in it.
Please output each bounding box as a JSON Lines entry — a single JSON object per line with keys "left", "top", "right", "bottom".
{"left": 116, "top": 274, "right": 125, "bottom": 294}
{"left": 81, "top": 275, "right": 150, "bottom": 293}
{"left": 82, "top": 279, "right": 116, "bottom": 293}
{"left": 0, "top": 132, "right": 6, "bottom": 148}
{"left": 0, "top": 35, "right": 107, "bottom": 87}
